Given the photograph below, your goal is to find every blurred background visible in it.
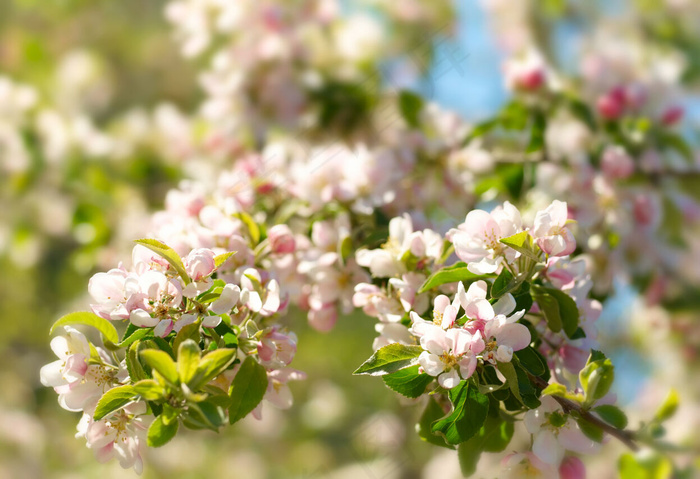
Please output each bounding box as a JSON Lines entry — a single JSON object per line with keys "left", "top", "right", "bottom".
{"left": 1, "top": 0, "right": 699, "bottom": 477}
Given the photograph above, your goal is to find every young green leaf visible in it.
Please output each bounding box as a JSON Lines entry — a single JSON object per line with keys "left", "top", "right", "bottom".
{"left": 382, "top": 365, "right": 433, "bottom": 398}
{"left": 353, "top": 343, "right": 422, "bottom": 376}
{"left": 177, "top": 339, "right": 202, "bottom": 386}
{"left": 491, "top": 269, "right": 515, "bottom": 298}
{"left": 134, "top": 238, "right": 190, "bottom": 284}
{"left": 133, "top": 379, "right": 165, "bottom": 401}
{"left": 457, "top": 440, "right": 482, "bottom": 477}
{"left": 147, "top": 415, "right": 179, "bottom": 447}
{"left": 214, "top": 251, "right": 237, "bottom": 269}
{"left": 49, "top": 312, "right": 119, "bottom": 345}
{"left": 93, "top": 385, "right": 137, "bottom": 421}
{"left": 189, "top": 348, "right": 237, "bottom": 390}
{"left": 593, "top": 404, "right": 628, "bottom": 429}
{"left": 577, "top": 418, "right": 604, "bottom": 443}
{"left": 499, "top": 231, "right": 541, "bottom": 261}
{"left": 233, "top": 212, "right": 261, "bottom": 245}
{"left": 431, "top": 380, "right": 489, "bottom": 445}
{"left": 654, "top": 389, "right": 679, "bottom": 422}
{"left": 418, "top": 262, "right": 491, "bottom": 293}
{"left": 228, "top": 356, "right": 268, "bottom": 425}
{"left": 140, "top": 349, "right": 179, "bottom": 385}
{"left": 417, "top": 398, "right": 454, "bottom": 449}
{"left": 496, "top": 362, "right": 524, "bottom": 405}
{"left": 399, "top": 90, "right": 424, "bottom": 128}
{"left": 532, "top": 289, "right": 562, "bottom": 333}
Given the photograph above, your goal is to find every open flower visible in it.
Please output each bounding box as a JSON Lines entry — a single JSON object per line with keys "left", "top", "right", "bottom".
{"left": 448, "top": 202, "right": 522, "bottom": 274}
{"left": 417, "top": 326, "right": 485, "bottom": 388}
{"left": 532, "top": 200, "right": 576, "bottom": 257}
{"left": 524, "top": 396, "right": 600, "bottom": 466}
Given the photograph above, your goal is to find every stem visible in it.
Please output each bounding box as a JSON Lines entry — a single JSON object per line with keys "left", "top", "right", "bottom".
{"left": 528, "top": 374, "right": 639, "bottom": 452}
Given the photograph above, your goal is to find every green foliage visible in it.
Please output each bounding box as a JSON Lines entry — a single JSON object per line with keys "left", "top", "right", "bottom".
{"left": 619, "top": 453, "right": 674, "bottom": 479}
{"left": 228, "top": 356, "right": 268, "bottom": 425}
{"left": 49, "top": 311, "right": 120, "bottom": 345}
{"left": 593, "top": 404, "right": 628, "bottom": 429}
{"left": 353, "top": 343, "right": 422, "bottom": 376}
{"left": 134, "top": 238, "right": 190, "bottom": 284}
{"left": 93, "top": 385, "right": 137, "bottom": 421}
{"left": 532, "top": 286, "right": 580, "bottom": 337}
{"left": 382, "top": 365, "right": 433, "bottom": 398}
{"left": 213, "top": 251, "right": 237, "bottom": 269}
{"left": 140, "top": 349, "right": 179, "bottom": 385}
{"left": 500, "top": 231, "right": 541, "bottom": 261}
{"left": 147, "top": 415, "right": 179, "bottom": 448}
{"left": 431, "top": 380, "right": 489, "bottom": 445}
{"left": 579, "top": 351, "right": 615, "bottom": 407}
{"left": 655, "top": 389, "right": 679, "bottom": 422}
{"left": 491, "top": 269, "right": 514, "bottom": 298}
{"left": 398, "top": 90, "right": 424, "bottom": 128}
{"left": 417, "top": 398, "right": 455, "bottom": 449}
{"left": 418, "top": 262, "right": 491, "bottom": 293}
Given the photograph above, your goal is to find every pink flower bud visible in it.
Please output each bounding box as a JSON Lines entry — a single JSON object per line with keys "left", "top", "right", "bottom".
{"left": 559, "top": 456, "right": 586, "bottom": 479}
{"left": 601, "top": 146, "right": 634, "bottom": 180}
{"left": 661, "top": 106, "right": 683, "bottom": 126}
{"left": 268, "top": 224, "right": 296, "bottom": 254}
{"left": 597, "top": 88, "right": 625, "bottom": 120}
{"left": 185, "top": 248, "right": 216, "bottom": 281}
{"left": 515, "top": 68, "right": 545, "bottom": 91}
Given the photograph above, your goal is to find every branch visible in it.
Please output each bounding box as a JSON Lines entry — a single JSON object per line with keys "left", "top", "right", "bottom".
{"left": 528, "top": 374, "right": 639, "bottom": 452}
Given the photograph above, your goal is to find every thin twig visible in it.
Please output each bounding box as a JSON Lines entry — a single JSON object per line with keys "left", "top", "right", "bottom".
{"left": 528, "top": 374, "right": 639, "bottom": 451}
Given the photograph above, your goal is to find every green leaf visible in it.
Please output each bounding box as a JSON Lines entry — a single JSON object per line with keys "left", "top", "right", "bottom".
{"left": 543, "top": 288, "right": 580, "bottom": 338}
{"left": 418, "top": 262, "right": 491, "bottom": 293}
{"left": 526, "top": 111, "right": 546, "bottom": 153}
{"left": 398, "top": 90, "right": 424, "bottom": 128}
{"left": 457, "top": 441, "right": 482, "bottom": 477}
{"left": 177, "top": 339, "right": 201, "bottom": 386}
{"left": 541, "top": 383, "right": 567, "bottom": 397}
{"left": 618, "top": 452, "right": 673, "bottom": 479}
{"left": 133, "top": 379, "right": 165, "bottom": 401}
{"left": 499, "top": 231, "right": 541, "bottom": 261}
{"left": 190, "top": 348, "right": 237, "bottom": 390}
{"left": 382, "top": 365, "right": 433, "bottom": 398}
{"left": 105, "top": 327, "right": 153, "bottom": 351}
{"left": 580, "top": 358, "right": 614, "bottom": 405}
{"left": 147, "top": 415, "right": 179, "bottom": 447}
{"left": 480, "top": 416, "right": 515, "bottom": 452}
{"left": 431, "top": 380, "right": 489, "bottom": 445}
{"left": 577, "top": 418, "right": 604, "bottom": 443}
{"left": 496, "top": 361, "right": 524, "bottom": 405}
{"left": 188, "top": 401, "right": 226, "bottom": 431}
{"left": 126, "top": 340, "right": 149, "bottom": 381}
{"left": 49, "top": 312, "right": 119, "bottom": 345}
{"left": 134, "top": 238, "right": 190, "bottom": 284}
{"left": 491, "top": 269, "right": 514, "bottom": 298}
{"left": 417, "top": 398, "right": 454, "bottom": 449}
{"left": 533, "top": 289, "right": 562, "bottom": 333}
{"left": 233, "top": 212, "right": 261, "bottom": 245}
{"left": 654, "top": 389, "right": 679, "bottom": 422}
{"left": 228, "top": 356, "right": 268, "bottom": 425}
{"left": 173, "top": 321, "right": 201, "bottom": 354}
{"left": 140, "top": 349, "right": 179, "bottom": 385}
{"left": 353, "top": 343, "right": 422, "bottom": 376}
{"left": 514, "top": 346, "right": 547, "bottom": 377}
{"left": 214, "top": 251, "right": 237, "bottom": 270}
{"left": 593, "top": 404, "right": 628, "bottom": 429}
{"left": 93, "top": 385, "right": 137, "bottom": 421}
{"left": 568, "top": 98, "right": 596, "bottom": 131}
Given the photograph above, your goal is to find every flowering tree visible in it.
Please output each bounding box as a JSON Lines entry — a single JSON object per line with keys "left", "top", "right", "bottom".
{"left": 24, "top": 0, "right": 700, "bottom": 477}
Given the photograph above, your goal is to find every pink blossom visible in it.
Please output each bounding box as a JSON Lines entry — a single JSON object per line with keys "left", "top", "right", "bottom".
{"left": 524, "top": 396, "right": 600, "bottom": 466}
{"left": 448, "top": 202, "right": 522, "bottom": 274}
{"left": 257, "top": 328, "right": 297, "bottom": 368}
{"left": 601, "top": 145, "right": 634, "bottom": 180}
{"left": 184, "top": 248, "right": 216, "bottom": 281}
{"left": 417, "top": 327, "right": 485, "bottom": 388}
{"left": 482, "top": 314, "right": 531, "bottom": 363}
{"left": 559, "top": 456, "right": 586, "bottom": 479}
{"left": 268, "top": 224, "right": 296, "bottom": 254}
{"left": 532, "top": 200, "right": 576, "bottom": 257}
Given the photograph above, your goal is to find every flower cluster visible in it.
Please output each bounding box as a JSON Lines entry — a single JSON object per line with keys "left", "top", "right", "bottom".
{"left": 353, "top": 200, "right": 667, "bottom": 477}
{"left": 41, "top": 239, "right": 301, "bottom": 473}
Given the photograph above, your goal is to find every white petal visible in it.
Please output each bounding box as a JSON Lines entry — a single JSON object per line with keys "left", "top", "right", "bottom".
{"left": 438, "top": 369, "right": 461, "bottom": 389}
